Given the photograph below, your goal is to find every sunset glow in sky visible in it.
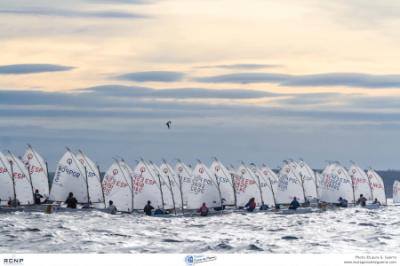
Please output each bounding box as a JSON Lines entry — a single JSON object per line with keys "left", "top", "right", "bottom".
{"left": 1, "top": 0, "right": 400, "bottom": 169}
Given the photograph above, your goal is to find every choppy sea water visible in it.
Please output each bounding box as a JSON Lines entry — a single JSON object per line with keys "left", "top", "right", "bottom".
{"left": 0, "top": 202, "right": 399, "bottom": 253}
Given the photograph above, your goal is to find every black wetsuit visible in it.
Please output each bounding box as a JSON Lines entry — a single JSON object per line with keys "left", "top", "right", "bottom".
{"left": 289, "top": 199, "right": 300, "bottom": 210}
{"left": 65, "top": 197, "right": 78, "bottom": 208}
{"left": 34, "top": 192, "right": 43, "bottom": 204}
{"left": 144, "top": 204, "right": 154, "bottom": 216}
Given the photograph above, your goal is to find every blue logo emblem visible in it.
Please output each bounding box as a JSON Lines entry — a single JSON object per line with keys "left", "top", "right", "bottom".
{"left": 185, "top": 255, "right": 194, "bottom": 265}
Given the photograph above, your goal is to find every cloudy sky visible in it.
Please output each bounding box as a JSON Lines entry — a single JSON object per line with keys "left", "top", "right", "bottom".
{"left": 1, "top": 0, "right": 400, "bottom": 170}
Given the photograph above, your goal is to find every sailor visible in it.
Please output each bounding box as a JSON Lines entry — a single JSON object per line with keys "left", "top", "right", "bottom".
{"left": 65, "top": 192, "right": 78, "bottom": 209}
{"left": 259, "top": 201, "right": 269, "bottom": 210}
{"left": 144, "top": 200, "right": 154, "bottom": 216}
{"left": 245, "top": 197, "right": 256, "bottom": 212}
{"left": 107, "top": 200, "right": 117, "bottom": 215}
{"left": 338, "top": 197, "right": 348, "bottom": 207}
{"left": 356, "top": 194, "right": 367, "bottom": 207}
{"left": 372, "top": 198, "right": 381, "bottom": 206}
{"left": 7, "top": 197, "right": 20, "bottom": 207}
{"left": 197, "top": 202, "right": 209, "bottom": 216}
{"left": 33, "top": 189, "right": 43, "bottom": 205}
{"left": 288, "top": 197, "right": 300, "bottom": 210}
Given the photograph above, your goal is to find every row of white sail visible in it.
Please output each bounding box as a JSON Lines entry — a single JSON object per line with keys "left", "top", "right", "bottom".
{"left": 0, "top": 147, "right": 390, "bottom": 212}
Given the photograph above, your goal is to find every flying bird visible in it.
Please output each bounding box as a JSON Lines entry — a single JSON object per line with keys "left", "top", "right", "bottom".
{"left": 166, "top": 120, "right": 172, "bottom": 129}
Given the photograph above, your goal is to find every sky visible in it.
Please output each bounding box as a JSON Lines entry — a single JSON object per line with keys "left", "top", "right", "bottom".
{"left": 1, "top": 0, "right": 400, "bottom": 170}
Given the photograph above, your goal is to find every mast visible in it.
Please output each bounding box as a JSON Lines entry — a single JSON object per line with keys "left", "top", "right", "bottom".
{"left": 145, "top": 160, "right": 165, "bottom": 211}
{"left": 197, "top": 159, "right": 223, "bottom": 209}
{"left": 229, "top": 164, "right": 239, "bottom": 207}
{"left": 28, "top": 144, "right": 49, "bottom": 194}
{"left": 261, "top": 165, "right": 277, "bottom": 207}
{"left": 84, "top": 166, "right": 90, "bottom": 205}
{"left": 286, "top": 160, "right": 306, "bottom": 202}
{"left": 9, "top": 152, "right": 35, "bottom": 203}
{"left": 9, "top": 159, "right": 17, "bottom": 207}
{"left": 67, "top": 148, "right": 88, "bottom": 204}
{"left": 162, "top": 160, "right": 177, "bottom": 214}
{"left": 244, "top": 162, "right": 264, "bottom": 206}
{"left": 300, "top": 160, "right": 319, "bottom": 200}
{"left": 115, "top": 159, "right": 134, "bottom": 212}
{"left": 169, "top": 160, "right": 185, "bottom": 214}
{"left": 97, "top": 164, "right": 106, "bottom": 208}
{"left": 213, "top": 157, "right": 235, "bottom": 206}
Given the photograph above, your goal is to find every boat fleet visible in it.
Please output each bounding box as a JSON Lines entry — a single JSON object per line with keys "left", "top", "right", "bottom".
{"left": 0, "top": 145, "right": 397, "bottom": 215}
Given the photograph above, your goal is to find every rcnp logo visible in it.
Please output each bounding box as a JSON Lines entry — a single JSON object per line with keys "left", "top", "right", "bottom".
{"left": 66, "top": 158, "right": 72, "bottom": 165}
{"left": 214, "top": 165, "right": 220, "bottom": 172}
{"left": 113, "top": 169, "right": 118, "bottom": 175}
{"left": 27, "top": 153, "right": 33, "bottom": 160}
{"left": 163, "top": 168, "right": 168, "bottom": 174}
{"left": 199, "top": 167, "right": 204, "bottom": 174}
{"left": 3, "top": 256, "right": 24, "bottom": 265}
{"left": 140, "top": 166, "right": 146, "bottom": 173}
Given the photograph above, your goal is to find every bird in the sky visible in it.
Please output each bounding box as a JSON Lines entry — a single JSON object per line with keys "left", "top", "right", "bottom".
{"left": 166, "top": 120, "right": 172, "bottom": 129}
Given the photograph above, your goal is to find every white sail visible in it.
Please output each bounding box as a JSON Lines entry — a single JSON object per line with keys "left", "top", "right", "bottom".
{"left": 102, "top": 161, "right": 133, "bottom": 212}
{"left": 393, "top": 180, "right": 400, "bottom": 204}
{"left": 209, "top": 160, "right": 235, "bottom": 205}
{"left": 0, "top": 152, "right": 13, "bottom": 203}
{"left": 260, "top": 165, "right": 279, "bottom": 205}
{"left": 276, "top": 162, "right": 305, "bottom": 204}
{"left": 248, "top": 164, "right": 275, "bottom": 207}
{"left": 149, "top": 162, "right": 174, "bottom": 209}
{"left": 186, "top": 163, "right": 220, "bottom": 209}
{"left": 7, "top": 153, "right": 34, "bottom": 205}
{"left": 159, "top": 163, "right": 182, "bottom": 209}
{"left": 76, "top": 151, "right": 104, "bottom": 204}
{"left": 235, "top": 164, "right": 261, "bottom": 207}
{"left": 349, "top": 164, "right": 372, "bottom": 201}
{"left": 318, "top": 163, "right": 354, "bottom": 203}
{"left": 175, "top": 161, "right": 193, "bottom": 206}
{"left": 22, "top": 146, "right": 49, "bottom": 197}
{"left": 49, "top": 150, "right": 88, "bottom": 203}
{"left": 296, "top": 160, "right": 318, "bottom": 200}
{"left": 367, "top": 169, "right": 386, "bottom": 205}
{"left": 132, "top": 161, "right": 163, "bottom": 210}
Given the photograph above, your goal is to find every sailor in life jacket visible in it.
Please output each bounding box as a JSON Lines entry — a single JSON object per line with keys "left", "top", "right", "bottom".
{"left": 198, "top": 202, "right": 209, "bottom": 216}
{"left": 245, "top": 197, "right": 256, "bottom": 212}
{"left": 107, "top": 200, "right": 117, "bottom": 215}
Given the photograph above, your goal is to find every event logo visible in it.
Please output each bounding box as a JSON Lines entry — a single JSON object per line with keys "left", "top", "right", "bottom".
{"left": 163, "top": 168, "right": 168, "bottom": 174}
{"left": 140, "top": 166, "right": 146, "bottom": 173}
{"left": 214, "top": 165, "right": 220, "bottom": 172}
{"left": 199, "top": 167, "right": 204, "bottom": 174}
{"left": 79, "top": 159, "right": 85, "bottom": 165}
{"left": 3, "top": 256, "right": 24, "bottom": 265}
{"left": 27, "top": 153, "right": 33, "bottom": 160}
{"left": 66, "top": 158, "right": 72, "bottom": 165}
{"left": 113, "top": 169, "right": 118, "bottom": 175}
{"left": 184, "top": 255, "right": 216, "bottom": 266}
